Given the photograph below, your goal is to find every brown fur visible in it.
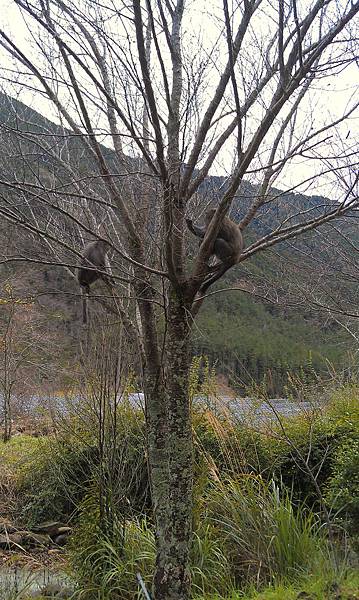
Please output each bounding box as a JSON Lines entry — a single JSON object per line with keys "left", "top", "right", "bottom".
{"left": 203, "top": 209, "right": 243, "bottom": 264}
{"left": 77, "top": 240, "right": 113, "bottom": 323}
{"left": 186, "top": 209, "right": 244, "bottom": 292}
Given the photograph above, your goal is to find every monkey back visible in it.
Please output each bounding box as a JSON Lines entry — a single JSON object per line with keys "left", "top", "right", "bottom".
{"left": 77, "top": 240, "right": 108, "bottom": 288}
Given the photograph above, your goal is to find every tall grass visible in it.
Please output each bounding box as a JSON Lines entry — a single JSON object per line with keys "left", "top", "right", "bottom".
{"left": 68, "top": 491, "right": 153, "bottom": 599}
{"left": 69, "top": 492, "right": 234, "bottom": 599}
{"left": 207, "top": 476, "right": 330, "bottom": 583}
{"left": 68, "top": 475, "right": 335, "bottom": 599}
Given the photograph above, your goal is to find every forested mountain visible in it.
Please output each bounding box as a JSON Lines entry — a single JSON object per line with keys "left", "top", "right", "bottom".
{"left": 0, "top": 92, "right": 354, "bottom": 395}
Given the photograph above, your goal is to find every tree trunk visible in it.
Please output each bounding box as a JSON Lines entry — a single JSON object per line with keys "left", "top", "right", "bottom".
{"left": 147, "top": 289, "right": 193, "bottom": 600}
{"left": 3, "top": 391, "right": 11, "bottom": 443}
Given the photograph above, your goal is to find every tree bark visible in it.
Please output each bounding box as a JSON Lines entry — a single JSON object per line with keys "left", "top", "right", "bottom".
{"left": 3, "top": 391, "right": 11, "bottom": 443}
{"left": 149, "top": 289, "right": 193, "bottom": 600}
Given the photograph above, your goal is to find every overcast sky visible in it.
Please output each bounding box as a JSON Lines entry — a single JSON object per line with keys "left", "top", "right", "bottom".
{"left": 0, "top": 0, "right": 358, "bottom": 200}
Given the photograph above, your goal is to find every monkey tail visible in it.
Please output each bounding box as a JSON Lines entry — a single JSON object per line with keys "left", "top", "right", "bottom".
{"left": 200, "top": 259, "right": 234, "bottom": 294}
{"left": 81, "top": 288, "right": 89, "bottom": 325}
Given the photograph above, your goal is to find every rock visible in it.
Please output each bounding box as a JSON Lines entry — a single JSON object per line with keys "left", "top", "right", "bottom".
{"left": 0, "top": 533, "right": 23, "bottom": 548}
{"left": 32, "top": 521, "right": 67, "bottom": 536}
{"left": 39, "top": 583, "right": 74, "bottom": 598}
{"left": 53, "top": 533, "right": 68, "bottom": 546}
{"left": 55, "top": 587, "right": 75, "bottom": 599}
{"left": 18, "top": 531, "right": 51, "bottom": 548}
{"left": 39, "top": 583, "right": 62, "bottom": 597}
{"left": 56, "top": 526, "right": 71, "bottom": 535}
{"left": 30, "top": 533, "right": 51, "bottom": 547}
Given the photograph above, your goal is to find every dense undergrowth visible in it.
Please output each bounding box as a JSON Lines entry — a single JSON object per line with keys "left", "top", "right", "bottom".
{"left": 0, "top": 384, "right": 358, "bottom": 599}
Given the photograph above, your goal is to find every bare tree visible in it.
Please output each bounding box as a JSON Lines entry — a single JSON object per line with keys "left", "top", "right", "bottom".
{"left": 0, "top": 0, "right": 358, "bottom": 597}
{"left": 0, "top": 277, "right": 54, "bottom": 441}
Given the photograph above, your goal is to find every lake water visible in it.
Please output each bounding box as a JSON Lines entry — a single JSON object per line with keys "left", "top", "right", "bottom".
{"left": 2, "top": 392, "right": 318, "bottom": 424}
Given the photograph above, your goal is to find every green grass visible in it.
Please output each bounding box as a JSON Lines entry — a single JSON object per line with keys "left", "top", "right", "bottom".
{"left": 0, "top": 435, "right": 43, "bottom": 469}
{"left": 4, "top": 570, "right": 359, "bottom": 600}
{"left": 194, "top": 568, "right": 359, "bottom": 599}
{"left": 67, "top": 475, "right": 340, "bottom": 599}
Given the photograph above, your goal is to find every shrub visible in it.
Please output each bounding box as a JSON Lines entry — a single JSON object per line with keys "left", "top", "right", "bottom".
{"left": 5, "top": 386, "right": 358, "bottom": 537}
{"left": 265, "top": 387, "right": 359, "bottom": 509}
{"left": 12, "top": 406, "right": 149, "bottom": 527}
{"left": 0, "top": 434, "right": 77, "bottom": 525}
{"left": 16, "top": 435, "right": 97, "bottom": 526}
{"left": 325, "top": 438, "right": 359, "bottom": 540}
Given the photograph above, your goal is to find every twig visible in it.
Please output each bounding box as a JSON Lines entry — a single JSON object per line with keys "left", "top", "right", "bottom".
{"left": 136, "top": 572, "right": 152, "bottom": 600}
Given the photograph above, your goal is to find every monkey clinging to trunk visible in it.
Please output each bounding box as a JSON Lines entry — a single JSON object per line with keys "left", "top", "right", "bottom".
{"left": 77, "top": 239, "right": 114, "bottom": 324}
{"left": 186, "top": 208, "right": 244, "bottom": 293}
